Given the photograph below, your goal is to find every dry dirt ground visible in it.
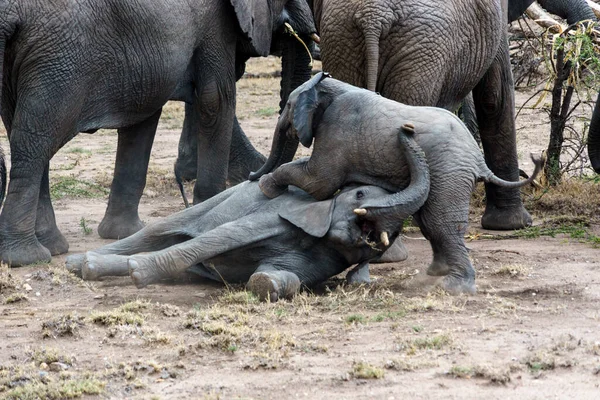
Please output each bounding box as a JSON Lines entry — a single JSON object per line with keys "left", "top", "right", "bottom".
{"left": 1, "top": 56, "right": 600, "bottom": 400}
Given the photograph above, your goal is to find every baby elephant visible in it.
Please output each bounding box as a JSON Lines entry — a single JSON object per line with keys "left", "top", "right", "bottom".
{"left": 65, "top": 130, "right": 428, "bottom": 301}
{"left": 251, "top": 73, "right": 543, "bottom": 294}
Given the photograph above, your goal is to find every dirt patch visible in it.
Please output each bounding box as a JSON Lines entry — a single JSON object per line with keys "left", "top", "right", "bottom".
{"left": 1, "top": 56, "right": 600, "bottom": 399}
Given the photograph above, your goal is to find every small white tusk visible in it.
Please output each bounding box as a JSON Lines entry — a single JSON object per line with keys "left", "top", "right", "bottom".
{"left": 380, "top": 232, "right": 390, "bottom": 247}
{"left": 354, "top": 208, "right": 367, "bottom": 216}
{"left": 310, "top": 33, "right": 321, "bottom": 44}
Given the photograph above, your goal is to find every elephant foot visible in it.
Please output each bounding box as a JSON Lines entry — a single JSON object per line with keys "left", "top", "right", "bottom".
{"left": 37, "top": 227, "right": 69, "bottom": 256}
{"left": 247, "top": 271, "right": 301, "bottom": 302}
{"left": 82, "top": 252, "right": 130, "bottom": 281}
{"left": 481, "top": 204, "right": 532, "bottom": 230}
{"left": 426, "top": 260, "right": 451, "bottom": 277}
{"left": 65, "top": 253, "right": 86, "bottom": 277}
{"left": 128, "top": 257, "right": 168, "bottom": 289}
{"left": 346, "top": 262, "right": 371, "bottom": 284}
{"left": 374, "top": 239, "right": 408, "bottom": 263}
{"left": 0, "top": 236, "right": 52, "bottom": 267}
{"left": 440, "top": 274, "right": 476, "bottom": 295}
{"left": 258, "top": 174, "right": 288, "bottom": 199}
{"left": 98, "top": 213, "right": 144, "bottom": 240}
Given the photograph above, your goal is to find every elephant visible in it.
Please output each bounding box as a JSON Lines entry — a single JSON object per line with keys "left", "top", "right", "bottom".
{"left": 294, "top": 0, "right": 583, "bottom": 232}
{"left": 173, "top": 11, "right": 320, "bottom": 203}
{"left": 0, "top": 0, "right": 317, "bottom": 266}
{"left": 253, "top": 74, "right": 543, "bottom": 294}
{"left": 63, "top": 128, "right": 430, "bottom": 301}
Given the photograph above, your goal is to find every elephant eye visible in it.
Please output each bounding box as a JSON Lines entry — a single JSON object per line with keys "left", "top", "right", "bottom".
{"left": 356, "top": 190, "right": 364, "bottom": 200}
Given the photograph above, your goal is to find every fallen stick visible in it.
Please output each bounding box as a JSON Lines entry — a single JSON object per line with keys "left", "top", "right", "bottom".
{"left": 585, "top": 0, "right": 600, "bottom": 20}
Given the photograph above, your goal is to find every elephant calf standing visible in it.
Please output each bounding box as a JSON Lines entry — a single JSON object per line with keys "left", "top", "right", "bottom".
{"left": 65, "top": 129, "right": 429, "bottom": 300}
{"left": 252, "top": 74, "right": 543, "bottom": 294}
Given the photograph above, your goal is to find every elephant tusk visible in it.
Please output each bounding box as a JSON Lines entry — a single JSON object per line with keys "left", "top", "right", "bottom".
{"left": 380, "top": 232, "right": 390, "bottom": 247}
{"left": 284, "top": 23, "right": 314, "bottom": 68}
{"left": 310, "top": 33, "right": 321, "bottom": 44}
{"left": 402, "top": 123, "right": 415, "bottom": 134}
{"left": 354, "top": 208, "right": 367, "bottom": 216}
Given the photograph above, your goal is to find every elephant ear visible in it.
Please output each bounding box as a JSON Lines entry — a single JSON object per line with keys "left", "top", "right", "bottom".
{"left": 279, "top": 194, "right": 335, "bottom": 238}
{"left": 231, "top": 0, "right": 273, "bottom": 57}
{"left": 293, "top": 72, "right": 330, "bottom": 148}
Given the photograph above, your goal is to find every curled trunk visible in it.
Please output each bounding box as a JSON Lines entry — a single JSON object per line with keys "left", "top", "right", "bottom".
{"left": 357, "top": 127, "right": 430, "bottom": 234}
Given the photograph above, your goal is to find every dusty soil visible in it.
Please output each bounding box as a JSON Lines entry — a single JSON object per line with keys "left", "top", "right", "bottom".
{"left": 1, "top": 56, "right": 600, "bottom": 400}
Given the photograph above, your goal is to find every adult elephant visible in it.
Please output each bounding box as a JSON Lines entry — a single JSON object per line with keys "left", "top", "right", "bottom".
{"left": 276, "top": 0, "right": 593, "bottom": 231}
{"left": 0, "top": 0, "right": 316, "bottom": 266}
{"left": 172, "top": 24, "right": 317, "bottom": 203}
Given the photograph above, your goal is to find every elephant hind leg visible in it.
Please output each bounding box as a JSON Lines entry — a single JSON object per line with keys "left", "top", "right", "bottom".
{"left": 36, "top": 163, "right": 68, "bottom": 255}
{"left": 98, "top": 110, "right": 161, "bottom": 240}
{"left": 415, "top": 179, "right": 475, "bottom": 294}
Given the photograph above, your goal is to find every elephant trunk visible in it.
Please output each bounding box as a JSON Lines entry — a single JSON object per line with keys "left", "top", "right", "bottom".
{"left": 0, "top": 145, "right": 5, "bottom": 208}
{"left": 356, "top": 125, "right": 430, "bottom": 235}
{"left": 588, "top": 95, "right": 600, "bottom": 173}
{"left": 537, "top": 0, "right": 597, "bottom": 24}
{"left": 249, "top": 35, "right": 312, "bottom": 180}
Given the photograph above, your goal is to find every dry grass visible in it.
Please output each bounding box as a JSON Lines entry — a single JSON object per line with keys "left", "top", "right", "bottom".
{"left": 41, "top": 313, "right": 86, "bottom": 339}
{"left": 349, "top": 361, "right": 385, "bottom": 379}
{"left": 89, "top": 300, "right": 150, "bottom": 327}
{"left": 447, "top": 364, "right": 511, "bottom": 384}
{"left": 492, "top": 264, "right": 530, "bottom": 278}
{"left": 396, "top": 333, "right": 454, "bottom": 355}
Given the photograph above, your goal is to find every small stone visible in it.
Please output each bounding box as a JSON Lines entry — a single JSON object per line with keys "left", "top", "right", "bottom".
{"left": 194, "top": 292, "right": 206, "bottom": 298}
{"left": 23, "top": 284, "right": 32, "bottom": 292}
{"left": 39, "top": 362, "right": 48, "bottom": 370}
{"left": 35, "top": 292, "right": 41, "bottom": 297}
{"left": 49, "top": 362, "right": 69, "bottom": 372}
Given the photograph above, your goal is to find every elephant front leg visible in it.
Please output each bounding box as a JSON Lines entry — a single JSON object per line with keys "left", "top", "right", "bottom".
{"left": 192, "top": 61, "right": 236, "bottom": 203}
{"left": 473, "top": 36, "right": 531, "bottom": 230}
{"left": 35, "top": 163, "right": 69, "bottom": 255}
{"left": 0, "top": 130, "right": 54, "bottom": 266}
{"left": 247, "top": 266, "right": 302, "bottom": 302}
{"left": 98, "top": 110, "right": 161, "bottom": 239}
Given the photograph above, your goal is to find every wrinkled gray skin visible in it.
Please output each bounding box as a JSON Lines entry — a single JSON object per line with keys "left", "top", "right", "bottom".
{"left": 465, "top": 0, "right": 598, "bottom": 142}
{"left": 0, "top": 0, "right": 316, "bottom": 266}
{"left": 254, "top": 76, "right": 543, "bottom": 294}
{"left": 64, "top": 166, "right": 429, "bottom": 301}
{"left": 296, "top": 0, "right": 536, "bottom": 232}
{"left": 174, "top": 5, "right": 318, "bottom": 197}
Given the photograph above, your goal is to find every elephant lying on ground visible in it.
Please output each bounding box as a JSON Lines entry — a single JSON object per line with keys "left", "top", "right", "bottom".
{"left": 65, "top": 129, "right": 430, "bottom": 300}
{"left": 0, "top": 0, "right": 316, "bottom": 267}
{"left": 253, "top": 74, "right": 543, "bottom": 294}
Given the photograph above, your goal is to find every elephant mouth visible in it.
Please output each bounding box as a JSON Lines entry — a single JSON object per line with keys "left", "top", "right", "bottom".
{"left": 358, "top": 219, "right": 381, "bottom": 249}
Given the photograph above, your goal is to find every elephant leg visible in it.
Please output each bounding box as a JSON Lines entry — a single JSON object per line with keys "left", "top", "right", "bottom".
{"left": 259, "top": 158, "right": 345, "bottom": 200}
{"left": 227, "top": 117, "right": 266, "bottom": 185}
{"left": 35, "top": 164, "right": 69, "bottom": 255}
{"left": 345, "top": 261, "right": 371, "bottom": 284}
{"left": 128, "top": 215, "right": 285, "bottom": 288}
{"left": 415, "top": 180, "right": 475, "bottom": 294}
{"left": 247, "top": 265, "right": 302, "bottom": 302}
{"left": 192, "top": 56, "right": 236, "bottom": 203}
{"left": 473, "top": 36, "right": 531, "bottom": 230}
{"left": 98, "top": 110, "right": 161, "bottom": 239}
{"left": 0, "top": 124, "right": 57, "bottom": 265}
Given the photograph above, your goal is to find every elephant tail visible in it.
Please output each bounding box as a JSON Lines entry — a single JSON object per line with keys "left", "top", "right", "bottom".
{"left": 0, "top": 145, "right": 5, "bottom": 208}
{"left": 479, "top": 153, "right": 545, "bottom": 189}
{"left": 364, "top": 29, "right": 380, "bottom": 92}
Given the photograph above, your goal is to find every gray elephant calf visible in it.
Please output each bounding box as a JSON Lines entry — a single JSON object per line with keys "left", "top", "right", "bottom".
{"left": 253, "top": 73, "right": 543, "bottom": 294}
{"left": 65, "top": 129, "right": 429, "bottom": 300}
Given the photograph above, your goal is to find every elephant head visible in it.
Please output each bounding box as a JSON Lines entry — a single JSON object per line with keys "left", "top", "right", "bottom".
{"left": 279, "top": 185, "right": 402, "bottom": 259}
{"left": 249, "top": 72, "right": 343, "bottom": 179}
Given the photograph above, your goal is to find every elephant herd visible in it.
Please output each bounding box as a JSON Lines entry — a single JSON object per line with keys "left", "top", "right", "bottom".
{"left": 0, "top": 0, "right": 598, "bottom": 297}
